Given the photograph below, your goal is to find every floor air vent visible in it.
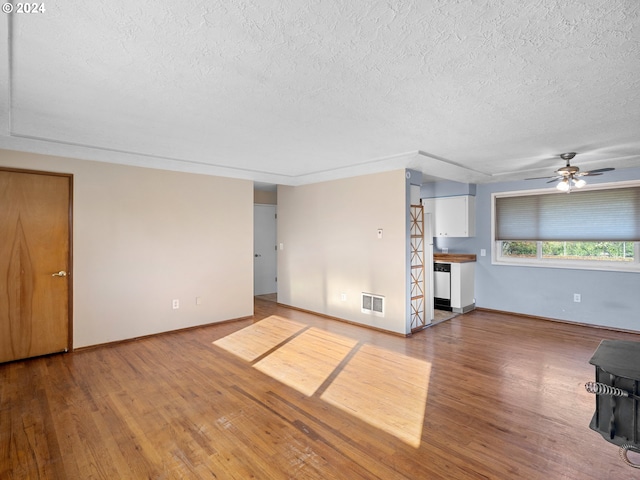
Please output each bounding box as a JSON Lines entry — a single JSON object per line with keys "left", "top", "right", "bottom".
{"left": 361, "top": 293, "right": 385, "bottom": 317}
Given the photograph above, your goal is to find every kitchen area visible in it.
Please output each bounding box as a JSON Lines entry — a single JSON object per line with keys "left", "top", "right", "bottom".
{"left": 421, "top": 182, "right": 477, "bottom": 318}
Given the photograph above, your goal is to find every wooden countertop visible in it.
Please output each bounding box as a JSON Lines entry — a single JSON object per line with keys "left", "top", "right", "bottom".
{"left": 433, "top": 253, "right": 477, "bottom": 263}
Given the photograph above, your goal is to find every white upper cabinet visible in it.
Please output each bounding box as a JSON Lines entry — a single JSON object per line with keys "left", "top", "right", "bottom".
{"left": 423, "top": 195, "right": 476, "bottom": 237}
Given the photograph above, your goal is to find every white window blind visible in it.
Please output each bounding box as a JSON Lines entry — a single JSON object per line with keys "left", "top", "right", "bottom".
{"left": 495, "top": 186, "right": 640, "bottom": 241}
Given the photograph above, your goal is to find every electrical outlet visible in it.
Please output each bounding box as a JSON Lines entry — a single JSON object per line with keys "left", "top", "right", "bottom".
{"left": 573, "top": 293, "right": 581, "bottom": 303}
{"left": 196, "top": 296, "right": 202, "bottom": 305}
{"left": 340, "top": 293, "right": 347, "bottom": 301}
{"left": 172, "top": 299, "right": 180, "bottom": 309}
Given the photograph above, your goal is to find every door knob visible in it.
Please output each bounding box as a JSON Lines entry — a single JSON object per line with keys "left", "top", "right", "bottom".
{"left": 254, "top": 254, "right": 261, "bottom": 257}
{"left": 52, "top": 271, "right": 67, "bottom": 277}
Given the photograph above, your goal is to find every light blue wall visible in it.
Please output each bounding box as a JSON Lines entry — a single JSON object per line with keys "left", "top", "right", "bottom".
{"left": 427, "top": 167, "right": 640, "bottom": 332}
{"left": 422, "top": 180, "right": 476, "bottom": 198}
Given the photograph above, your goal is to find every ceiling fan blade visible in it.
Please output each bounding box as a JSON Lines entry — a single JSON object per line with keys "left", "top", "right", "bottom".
{"left": 581, "top": 167, "right": 615, "bottom": 175}
{"left": 546, "top": 177, "right": 561, "bottom": 183}
{"left": 525, "top": 175, "right": 559, "bottom": 180}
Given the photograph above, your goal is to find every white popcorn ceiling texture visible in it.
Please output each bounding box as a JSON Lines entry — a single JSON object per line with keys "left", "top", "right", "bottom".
{"left": 2, "top": 0, "right": 639, "bottom": 185}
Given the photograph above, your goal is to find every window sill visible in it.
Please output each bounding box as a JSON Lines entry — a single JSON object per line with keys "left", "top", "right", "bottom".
{"left": 492, "top": 257, "right": 640, "bottom": 273}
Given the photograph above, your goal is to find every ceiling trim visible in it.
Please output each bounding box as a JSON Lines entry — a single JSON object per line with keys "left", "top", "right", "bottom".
{"left": 2, "top": 129, "right": 502, "bottom": 186}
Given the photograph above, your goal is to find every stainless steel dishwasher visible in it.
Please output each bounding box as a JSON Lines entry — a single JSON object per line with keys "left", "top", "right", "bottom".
{"left": 434, "top": 262, "right": 452, "bottom": 311}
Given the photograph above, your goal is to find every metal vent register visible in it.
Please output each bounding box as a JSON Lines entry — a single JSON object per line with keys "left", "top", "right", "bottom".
{"left": 361, "top": 293, "right": 384, "bottom": 316}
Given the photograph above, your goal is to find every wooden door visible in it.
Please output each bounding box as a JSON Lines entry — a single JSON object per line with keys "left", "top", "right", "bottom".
{"left": 0, "top": 168, "right": 72, "bottom": 363}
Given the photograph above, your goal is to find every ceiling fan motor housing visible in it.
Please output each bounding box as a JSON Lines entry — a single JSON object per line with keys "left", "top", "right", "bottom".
{"left": 557, "top": 165, "right": 580, "bottom": 175}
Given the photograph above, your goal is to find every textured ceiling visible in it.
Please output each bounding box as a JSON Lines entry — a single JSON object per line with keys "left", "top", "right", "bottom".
{"left": 1, "top": 0, "right": 639, "bottom": 185}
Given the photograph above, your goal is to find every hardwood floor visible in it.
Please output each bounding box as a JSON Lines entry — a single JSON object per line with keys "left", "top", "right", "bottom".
{"left": 2, "top": 298, "right": 639, "bottom": 479}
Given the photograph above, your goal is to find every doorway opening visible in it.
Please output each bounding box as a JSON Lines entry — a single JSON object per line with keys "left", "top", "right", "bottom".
{"left": 254, "top": 203, "right": 277, "bottom": 302}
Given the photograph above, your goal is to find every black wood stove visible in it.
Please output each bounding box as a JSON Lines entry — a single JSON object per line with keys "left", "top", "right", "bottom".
{"left": 587, "top": 339, "right": 640, "bottom": 468}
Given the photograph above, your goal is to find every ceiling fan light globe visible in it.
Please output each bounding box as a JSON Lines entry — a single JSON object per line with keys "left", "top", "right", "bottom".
{"left": 573, "top": 178, "right": 586, "bottom": 188}
{"left": 557, "top": 180, "right": 570, "bottom": 192}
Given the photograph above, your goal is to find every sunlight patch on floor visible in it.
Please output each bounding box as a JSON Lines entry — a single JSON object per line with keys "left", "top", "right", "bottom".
{"left": 212, "top": 316, "right": 306, "bottom": 361}
{"left": 213, "top": 317, "right": 431, "bottom": 447}
{"left": 254, "top": 328, "right": 358, "bottom": 396}
{"left": 320, "top": 344, "right": 431, "bottom": 448}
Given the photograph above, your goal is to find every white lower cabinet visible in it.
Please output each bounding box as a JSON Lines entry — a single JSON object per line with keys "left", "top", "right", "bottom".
{"left": 451, "top": 262, "right": 475, "bottom": 313}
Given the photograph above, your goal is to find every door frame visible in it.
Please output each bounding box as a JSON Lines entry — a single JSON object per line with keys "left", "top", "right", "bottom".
{"left": 1, "top": 166, "right": 74, "bottom": 353}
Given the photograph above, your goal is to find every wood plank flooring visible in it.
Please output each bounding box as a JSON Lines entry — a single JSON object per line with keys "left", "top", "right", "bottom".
{"left": 253, "top": 327, "right": 358, "bottom": 397}
{"left": 2, "top": 298, "right": 640, "bottom": 479}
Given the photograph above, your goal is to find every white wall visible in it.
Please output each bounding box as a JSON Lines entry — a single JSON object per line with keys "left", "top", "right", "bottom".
{"left": 0, "top": 149, "right": 254, "bottom": 347}
{"left": 277, "top": 170, "right": 408, "bottom": 334}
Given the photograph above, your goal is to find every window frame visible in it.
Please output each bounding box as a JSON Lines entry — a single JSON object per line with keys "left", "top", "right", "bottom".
{"left": 491, "top": 180, "right": 640, "bottom": 272}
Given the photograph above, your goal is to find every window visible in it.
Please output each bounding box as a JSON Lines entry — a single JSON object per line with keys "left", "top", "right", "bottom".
{"left": 493, "top": 182, "right": 640, "bottom": 271}
{"left": 501, "top": 240, "right": 635, "bottom": 261}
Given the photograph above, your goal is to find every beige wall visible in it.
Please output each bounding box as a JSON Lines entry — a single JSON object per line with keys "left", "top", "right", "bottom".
{"left": 254, "top": 188, "right": 277, "bottom": 205}
{"left": 277, "top": 170, "right": 408, "bottom": 334}
{"left": 0, "top": 149, "right": 254, "bottom": 348}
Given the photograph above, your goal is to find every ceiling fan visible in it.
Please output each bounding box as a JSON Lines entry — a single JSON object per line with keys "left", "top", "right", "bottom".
{"left": 526, "top": 152, "right": 615, "bottom": 192}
